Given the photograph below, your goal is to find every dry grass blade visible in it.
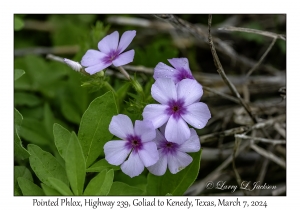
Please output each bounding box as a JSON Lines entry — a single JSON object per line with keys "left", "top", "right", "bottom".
{"left": 218, "top": 26, "right": 286, "bottom": 41}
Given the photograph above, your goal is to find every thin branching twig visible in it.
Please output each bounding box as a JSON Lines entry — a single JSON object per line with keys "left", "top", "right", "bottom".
{"left": 208, "top": 15, "right": 257, "bottom": 124}
{"left": 246, "top": 37, "right": 278, "bottom": 78}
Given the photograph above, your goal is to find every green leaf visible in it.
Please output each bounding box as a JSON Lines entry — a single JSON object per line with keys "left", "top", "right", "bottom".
{"left": 53, "top": 123, "right": 71, "bottom": 159}
{"left": 20, "top": 118, "right": 51, "bottom": 145}
{"left": 14, "top": 69, "right": 25, "bottom": 80}
{"left": 146, "top": 149, "right": 202, "bottom": 195}
{"left": 14, "top": 92, "right": 42, "bottom": 107}
{"left": 108, "top": 182, "right": 144, "bottom": 196}
{"left": 48, "top": 177, "right": 73, "bottom": 195}
{"left": 17, "top": 177, "right": 44, "bottom": 196}
{"left": 61, "top": 99, "right": 82, "bottom": 124}
{"left": 14, "top": 166, "right": 33, "bottom": 196}
{"left": 65, "top": 132, "right": 86, "bottom": 195}
{"left": 41, "top": 183, "right": 61, "bottom": 196}
{"left": 86, "top": 158, "right": 120, "bottom": 172}
{"left": 14, "top": 16, "right": 24, "bottom": 31}
{"left": 14, "top": 108, "right": 29, "bottom": 160}
{"left": 28, "top": 144, "right": 69, "bottom": 187}
{"left": 43, "top": 103, "right": 56, "bottom": 139}
{"left": 84, "top": 169, "right": 114, "bottom": 195}
{"left": 78, "top": 91, "right": 118, "bottom": 168}
{"left": 114, "top": 170, "right": 147, "bottom": 191}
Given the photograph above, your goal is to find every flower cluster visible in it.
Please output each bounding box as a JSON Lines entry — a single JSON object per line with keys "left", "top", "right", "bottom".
{"left": 85, "top": 31, "right": 211, "bottom": 177}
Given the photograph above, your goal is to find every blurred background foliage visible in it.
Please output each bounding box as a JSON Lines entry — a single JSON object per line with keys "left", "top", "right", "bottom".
{"left": 14, "top": 14, "right": 286, "bottom": 195}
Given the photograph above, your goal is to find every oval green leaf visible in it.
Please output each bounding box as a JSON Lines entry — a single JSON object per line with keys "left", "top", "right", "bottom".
{"left": 41, "top": 183, "right": 62, "bottom": 196}
{"left": 14, "top": 108, "right": 29, "bottom": 160}
{"left": 86, "top": 159, "right": 119, "bottom": 172}
{"left": 48, "top": 177, "right": 73, "bottom": 195}
{"left": 17, "top": 177, "right": 44, "bottom": 196}
{"left": 78, "top": 91, "right": 118, "bottom": 168}
{"left": 84, "top": 169, "right": 114, "bottom": 196}
{"left": 108, "top": 182, "right": 144, "bottom": 196}
{"left": 14, "top": 69, "right": 25, "bottom": 81}
{"left": 65, "top": 132, "right": 86, "bottom": 195}
{"left": 28, "top": 144, "right": 69, "bottom": 187}
{"left": 14, "top": 166, "right": 33, "bottom": 196}
{"left": 53, "top": 123, "right": 71, "bottom": 159}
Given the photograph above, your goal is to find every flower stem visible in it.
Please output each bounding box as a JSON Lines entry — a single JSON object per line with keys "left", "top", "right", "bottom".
{"left": 117, "top": 66, "right": 131, "bottom": 80}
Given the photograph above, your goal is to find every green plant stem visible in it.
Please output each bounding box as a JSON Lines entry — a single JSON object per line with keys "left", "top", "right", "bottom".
{"left": 117, "top": 66, "right": 131, "bottom": 80}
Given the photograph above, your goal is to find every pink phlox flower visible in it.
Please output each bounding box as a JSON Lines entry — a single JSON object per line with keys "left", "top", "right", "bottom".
{"left": 147, "top": 125, "right": 200, "bottom": 175}
{"left": 142, "top": 78, "right": 211, "bottom": 144}
{"left": 81, "top": 30, "right": 136, "bottom": 75}
{"left": 104, "top": 114, "right": 158, "bottom": 178}
{"left": 154, "top": 58, "right": 195, "bottom": 84}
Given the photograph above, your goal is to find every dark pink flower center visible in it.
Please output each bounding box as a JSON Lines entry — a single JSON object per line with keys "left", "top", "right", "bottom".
{"left": 102, "top": 50, "right": 120, "bottom": 64}
{"left": 159, "top": 140, "right": 179, "bottom": 155}
{"left": 175, "top": 68, "right": 194, "bottom": 83}
{"left": 125, "top": 134, "right": 143, "bottom": 153}
{"left": 166, "top": 99, "right": 187, "bottom": 120}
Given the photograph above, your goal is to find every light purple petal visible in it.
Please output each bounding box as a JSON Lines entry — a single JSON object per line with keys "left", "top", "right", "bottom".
{"left": 153, "top": 129, "right": 165, "bottom": 145}
{"left": 104, "top": 141, "right": 131, "bottom": 165}
{"left": 168, "top": 58, "right": 191, "bottom": 73}
{"left": 112, "top": 50, "right": 135, "bottom": 67}
{"left": 81, "top": 50, "right": 107, "bottom": 67}
{"left": 178, "top": 128, "right": 200, "bottom": 152}
{"left": 85, "top": 62, "right": 112, "bottom": 75}
{"left": 134, "top": 120, "right": 156, "bottom": 142}
{"left": 147, "top": 150, "right": 168, "bottom": 176}
{"left": 177, "top": 79, "right": 203, "bottom": 106}
{"left": 117, "top": 30, "right": 136, "bottom": 53}
{"left": 98, "top": 31, "right": 119, "bottom": 54}
{"left": 142, "top": 104, "right": 169, "bottom": 128}
{"left": 138, "top": 142, "right": 159, "bottom": 167}
{"left": 121, "top": 152, "right": 144, "bottom": 178}
{"left": 153, "top": 62, "right": 176, "bottom": 80}
{"left": 158, "top": 123, "right": 167, "bottom": 135}
{"left": 182, "top": 102, "right": 211, "bottom": 129}
{"left": 167, "top": 151, "right": 193, "bottom": 174}
{"left": 151, "top": 78, "right": 177, "bottom": 104}
{"left": 165, "top": 117, "right": 190, "bottom": 144}
{"left": 109, "top": 114, "right": 134, "bottom": 139}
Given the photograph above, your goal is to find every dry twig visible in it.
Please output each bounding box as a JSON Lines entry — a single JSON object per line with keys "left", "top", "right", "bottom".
{"left": 250, "top": 144, "right": 286, "bottom": 169}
